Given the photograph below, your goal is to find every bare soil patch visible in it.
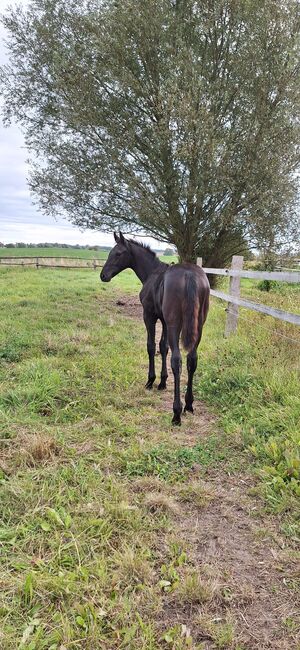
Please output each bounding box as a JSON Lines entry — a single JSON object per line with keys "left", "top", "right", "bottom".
{"left": 115, "top": 295, "right": 143, "bottom": 320}
{"left": 171, "top": 474, "right": 300, "bottom": 648}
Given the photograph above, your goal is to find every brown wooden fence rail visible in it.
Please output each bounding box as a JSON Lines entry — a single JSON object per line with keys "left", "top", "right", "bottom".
{"left": 0, "top": 256, "right": 104, "bottom": 270}
{"left": 197, "top": 256, "right": 300, "bottom": 334}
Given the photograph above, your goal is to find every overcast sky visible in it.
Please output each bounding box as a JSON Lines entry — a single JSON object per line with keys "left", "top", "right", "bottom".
{"left": 0, "top": 0, "right": 164, "bottom": 248}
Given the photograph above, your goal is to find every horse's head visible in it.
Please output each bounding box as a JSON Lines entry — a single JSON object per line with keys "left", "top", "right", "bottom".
{"left": 100, "top": 232, "right": 132, "bottom": 282}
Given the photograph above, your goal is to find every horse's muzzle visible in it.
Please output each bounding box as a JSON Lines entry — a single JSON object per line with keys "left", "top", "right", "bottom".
{"left": 100, "top": 269, "right": 110, "bottom": 282}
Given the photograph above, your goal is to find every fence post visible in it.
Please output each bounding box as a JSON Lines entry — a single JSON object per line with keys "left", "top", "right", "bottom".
{"left": 225, "top": 255, "right": 244, "bottom": 337}
{"left": 36, "top": 257, "right": 39, "bottom": 269}
{"left": 197, "top": 257, "right": 202, "bottom": 267}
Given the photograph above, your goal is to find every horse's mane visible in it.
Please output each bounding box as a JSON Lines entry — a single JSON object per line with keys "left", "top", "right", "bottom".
{"left": 128, "top": 239, "right": 157, "bottom": 258}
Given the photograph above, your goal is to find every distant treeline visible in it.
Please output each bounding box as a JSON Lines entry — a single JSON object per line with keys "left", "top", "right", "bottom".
{"left": 0, "top": 242, "right": 112, "bottom": 251}
{"left": 0, "top": 242, "right": 173, "bottom": 254}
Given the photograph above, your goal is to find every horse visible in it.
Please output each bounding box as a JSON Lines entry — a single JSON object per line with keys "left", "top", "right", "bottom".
{"left": 100, "top": 232, "right": 210, "bottom": 425}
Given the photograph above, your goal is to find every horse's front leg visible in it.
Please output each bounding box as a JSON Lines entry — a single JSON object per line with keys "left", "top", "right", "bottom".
{"left": 144, "top": 315, "right": 156, "bottom": 389}
{"left": 158, "top": 321, "right": 168, "bottom": 390}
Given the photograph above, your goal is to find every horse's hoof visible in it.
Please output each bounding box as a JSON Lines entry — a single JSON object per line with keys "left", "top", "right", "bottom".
{"left": 145, "top": 381, "right": 154, "bottom": 390}
{"left": 184, "top": 405, "right": 194, "bottom": 414}
{"left": 172, "top": 417, "right": 181, "bottom": 426}
{"left": 157, "top": 382, "right": 167, "bottom": 391}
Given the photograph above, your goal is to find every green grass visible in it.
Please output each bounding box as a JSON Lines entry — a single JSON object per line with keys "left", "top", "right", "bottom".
{"left": 0, "top": 265, "right": 299, "bottom": 648}
{"left": 199, "top": 281, "right": 300, "bottom": 524}
{"left": 0, "top": 246, "right": 176, "bottom": 265}
{"left": 0, "top": 266, "right": 211, "bottom": 649}
{"left": 0, "top": 247, "right": 109, "bottom": 259}
{"left": 123, "top": 437, "right": 231, "bottom": 482}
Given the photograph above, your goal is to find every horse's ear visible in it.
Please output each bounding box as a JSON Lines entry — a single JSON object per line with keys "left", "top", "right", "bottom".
{"left": 119, "top": 231, "right": 126, "bottom": 246}
{"left": 113, "top": 231, "right": 119, "bottom": 243}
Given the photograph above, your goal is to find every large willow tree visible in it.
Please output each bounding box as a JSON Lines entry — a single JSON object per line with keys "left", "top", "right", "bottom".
{"left": 1, "top": 0, "right": 299, "bottom": 263}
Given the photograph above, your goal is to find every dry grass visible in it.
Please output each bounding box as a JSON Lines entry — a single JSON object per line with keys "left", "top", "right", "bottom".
{"left": 130, "top": 475, "right": 166, "bottom": 493}
{"left": 17, "top": 434, "right": 60, "bottom": 466}
{"left": 176, "top": 479, "right": 213, "bottom": 507}
{"left": 143, "top": 491, "right": 181, "bottom": 515}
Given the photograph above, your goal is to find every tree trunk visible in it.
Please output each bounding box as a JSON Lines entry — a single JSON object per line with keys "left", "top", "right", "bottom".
{"left": 176, "top": 237, "right": 197, "bottom": 264}
{"left": 175, "top": 226, "right": 249, "bottom": 287}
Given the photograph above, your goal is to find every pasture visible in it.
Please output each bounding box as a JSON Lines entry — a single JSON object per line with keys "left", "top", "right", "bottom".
{"left": 0, "top": 247, "right": 108, "bottom": 259}
{"left": 0, "top": 247, "right": 175, "bottom": 265}
{"left": 0, "top": 263, "right": 299, "bottom": 649}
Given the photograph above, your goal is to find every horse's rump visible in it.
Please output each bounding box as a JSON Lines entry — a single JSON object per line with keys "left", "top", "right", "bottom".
{"left": 162, "top": 264, "right": 210, "bottom": 351}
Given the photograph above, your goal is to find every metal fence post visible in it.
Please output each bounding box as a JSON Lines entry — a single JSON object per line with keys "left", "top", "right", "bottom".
{"left": 225, "top": 255, "right": 244, "bottom": 337}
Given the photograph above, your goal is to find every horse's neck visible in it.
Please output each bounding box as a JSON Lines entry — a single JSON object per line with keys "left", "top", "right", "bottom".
{"left": 131, "top": 247, "right": 163, "bottom": 284}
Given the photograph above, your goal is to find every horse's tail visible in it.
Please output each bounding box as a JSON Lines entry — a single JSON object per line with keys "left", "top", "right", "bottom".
{"left": 181, "top": 273, "right": 199, "bottom": 352}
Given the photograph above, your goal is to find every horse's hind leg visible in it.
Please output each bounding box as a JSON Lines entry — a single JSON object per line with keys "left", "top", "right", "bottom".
{"left": 184, "top": 330, "right": 202, "bottom": 414}
{"left": 168, "top": 326, "right": 182, "bottom": 425}
{"left": 158, "top": 321, "right": 168, "bottom": 390}
{"left": 144, "top": 315, "right": 156, "bottom": 389}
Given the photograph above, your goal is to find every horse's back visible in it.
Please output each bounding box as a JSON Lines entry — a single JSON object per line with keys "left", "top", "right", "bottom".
{"left": 163, "top": 263, "right": 209, "bottom": 297}
{"left": 162, "top": 263, "right": 210, "bottom": 325}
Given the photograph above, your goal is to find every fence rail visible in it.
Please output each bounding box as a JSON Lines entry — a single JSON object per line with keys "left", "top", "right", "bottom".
{"left": 202, "top": 267, "right": 300, "bottom": 284}
{"left": 197, "top": 256, "right": 300, "bottom": 335}
{"left": 0, "top": 256, "right": 104, "bottom": 269}
{"left": 210, "top": 289, "right": 300, "bottom": 326}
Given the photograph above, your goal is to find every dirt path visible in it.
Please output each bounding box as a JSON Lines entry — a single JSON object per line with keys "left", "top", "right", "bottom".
{"left": 117, "top": 296, "right": 300, "bottom": 649}
{"left": 173, "top": 471, "right": 300, "bottom": 648}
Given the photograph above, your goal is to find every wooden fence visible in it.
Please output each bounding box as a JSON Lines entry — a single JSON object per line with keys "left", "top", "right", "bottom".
{"left": 0, "top": 256, "right": 104, "bottom": 269}
{"left": 197, "top": 256, "right": 300, "bottom": 335}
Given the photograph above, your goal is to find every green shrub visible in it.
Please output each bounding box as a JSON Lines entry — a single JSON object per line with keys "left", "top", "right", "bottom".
{"left": 257, "top": 279, "right": 280, "bottom": 292}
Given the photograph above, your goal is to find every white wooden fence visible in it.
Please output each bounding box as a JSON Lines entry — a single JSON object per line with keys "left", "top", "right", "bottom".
{"left": 197, "top": 256, "right": 300, "bottom": 335}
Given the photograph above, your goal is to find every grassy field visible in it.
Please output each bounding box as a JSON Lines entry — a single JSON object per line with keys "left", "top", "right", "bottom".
{"left": 0, "top": 265, "right": 299, "bottom": 649}
{"left": 0, "top": 247, "right": 108, "bottom": 259}
{"left": 0, "top": 247, "right": 175, "bottom": 265}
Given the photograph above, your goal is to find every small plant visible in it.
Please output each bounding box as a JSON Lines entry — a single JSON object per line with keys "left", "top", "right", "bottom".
{"left": 176, "top": 571, "right": 213, "bottom": 604}
{"left": 23, "top": 572, "right": 35, "bottom": 606}
{"left": 159, "top": 562, "right": 180, "bottom": 592}
{"left": 197, "top": 616, "right": 235, "bottom": 649}
{"left": 111, "top": 546, "right": 154, "bottom": 587}
{"left": 161, "top": 624, "right": 193, "bottom": 647}
{"left": 0, "top": 342, "right": 26, "bottom": 362}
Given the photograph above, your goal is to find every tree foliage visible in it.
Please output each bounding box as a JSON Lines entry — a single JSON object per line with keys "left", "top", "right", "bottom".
{"left": 1, "top": 0, "right": 299, "bottom": 263}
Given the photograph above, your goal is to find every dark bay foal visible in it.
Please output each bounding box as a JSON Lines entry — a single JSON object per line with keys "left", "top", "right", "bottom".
{"left": 100, "top": 232, "right": 210, "bottom": 425}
